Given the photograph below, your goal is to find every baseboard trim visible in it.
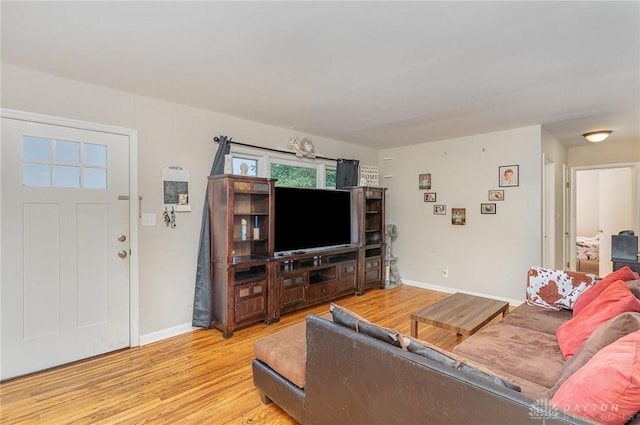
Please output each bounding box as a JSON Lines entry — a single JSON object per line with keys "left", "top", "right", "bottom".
{"left": 139, "top": 322, "right": 197, "bottom": 346}
{"left": 401, "top": 279, "right": 524, "bottom": 307}
{"left": 138, "top": 283, "right": 523, "bottom": 345}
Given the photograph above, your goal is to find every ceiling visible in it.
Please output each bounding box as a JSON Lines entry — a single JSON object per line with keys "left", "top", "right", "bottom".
{"left": 2, "top": 1, "right": 639, "bottom": 149}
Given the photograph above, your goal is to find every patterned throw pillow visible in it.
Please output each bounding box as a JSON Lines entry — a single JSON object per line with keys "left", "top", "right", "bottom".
{"left": 526, "top": 266, "right": 595, "bottom": 310}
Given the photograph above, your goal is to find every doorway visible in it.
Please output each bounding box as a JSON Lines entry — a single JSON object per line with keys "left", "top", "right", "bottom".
{"left": 572, "top": 164, "right": 637, "bottom": 277}
{"left": 1, "top": 109, "right": 139, "bottom": 380}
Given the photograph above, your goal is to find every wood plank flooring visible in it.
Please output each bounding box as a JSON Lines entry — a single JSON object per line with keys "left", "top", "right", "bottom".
{"left": 1, "top": 286, "right": 469, "bottom": 425}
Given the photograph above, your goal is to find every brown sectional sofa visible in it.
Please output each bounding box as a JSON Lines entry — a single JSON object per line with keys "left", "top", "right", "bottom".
{"left": 252, "top": 268, "right": 640, "bottom": 424}
{"left": 252, "top": 304, "right": 592, "bottom": 424}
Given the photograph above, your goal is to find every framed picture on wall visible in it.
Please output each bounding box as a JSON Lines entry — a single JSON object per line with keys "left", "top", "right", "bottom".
{"left": 424, "top": 192, "right": 436, "bottom": 202}
{"left": 434, "top": 205, "right": 446, "bottom": 215}
{"left": 499, "top": 165, "right": 519, "bottom": 187}
{"left": 481, "top": 203, "right": 496, "bottom": 214}
{"left": 419, "top": 173, "right": 432, "bottom": 190}
{"left": 488, "top": 190, "right": 504, "bottom": 201}
{"left": 451, "top": 208, "right": 466, "bottom": 225}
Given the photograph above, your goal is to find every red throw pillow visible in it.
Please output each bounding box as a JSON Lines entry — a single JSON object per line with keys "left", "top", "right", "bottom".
{"left": 572, "top": 267, "right": 639, "bottom": 316}
{"left": 556, "top": 280, "right": 640, "bottom": 359}
{"left": 552, "top": 330, "right": 640, "bottom": 425}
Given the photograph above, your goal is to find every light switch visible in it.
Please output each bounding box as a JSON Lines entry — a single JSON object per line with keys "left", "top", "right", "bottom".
{"left": 141, "top": 213, "right": 156, "bottom": 226}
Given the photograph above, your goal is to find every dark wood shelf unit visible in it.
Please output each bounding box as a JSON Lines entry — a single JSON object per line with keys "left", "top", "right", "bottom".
{"left": 352, "top": 187, "right": 387, "bottom": 293}
{"left": 208, "top": 175, "right": 276, "bottom": 338}
{"left": 208, "top": 177, "right": 386, "bottom": 338}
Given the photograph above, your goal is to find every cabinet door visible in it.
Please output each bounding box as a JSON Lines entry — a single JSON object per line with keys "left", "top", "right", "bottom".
{"left": 234, "top": 280, "right": 266, "bottom": 324}
{"left": 365, "top": 257, "right": 382, "bottom": 283}
{"left": 336, "top": 262, "right": 357, "bottom": 293}
{"left": 281, "top": 274, "right": 306, "bottom": 307}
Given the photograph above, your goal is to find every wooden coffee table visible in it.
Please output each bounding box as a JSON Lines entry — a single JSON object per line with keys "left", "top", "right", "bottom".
{"left": 410, "top": 292, "right": 509, "bottom": 338}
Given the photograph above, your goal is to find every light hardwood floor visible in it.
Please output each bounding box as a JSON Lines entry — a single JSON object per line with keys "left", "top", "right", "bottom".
{"left": 1, "top": 285, "right": 468, "bottom": 425}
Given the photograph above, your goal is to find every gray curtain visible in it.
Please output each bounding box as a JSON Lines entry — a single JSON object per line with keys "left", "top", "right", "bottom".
{"left": 192, "top": 135, "right": 231, "bottom": 327}
{"left": 336, "top": 159, "right": 360, "bottom": 189}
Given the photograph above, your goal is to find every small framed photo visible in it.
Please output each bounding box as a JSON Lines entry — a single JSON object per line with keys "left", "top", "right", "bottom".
{"left": 488, "top": 190, "right": 504, "bottom": 201}
{"left": 419, "top": 173, "right": 431, "bottom": 190}
{"left": 434, "top": 205, "right": 446, "bottom": 215}
{"left": 424, "top": 192, "right": 436, "bottom": 202}
{"left": 481, "top": 203, "right": 496, "bottom": 214}
{"left": 499, "top": 165, "right": 519, "bottom": 187}
{"left": 451, "top": 208, "right": 466, "bottom": 225}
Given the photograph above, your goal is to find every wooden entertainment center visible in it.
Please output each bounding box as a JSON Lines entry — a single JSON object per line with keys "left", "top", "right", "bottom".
{"left": 208, "top": 175, "right": 386, "bottom": 337}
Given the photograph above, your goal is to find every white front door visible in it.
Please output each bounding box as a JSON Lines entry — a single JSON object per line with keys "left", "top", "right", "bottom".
{"left": 1, "top": 116, "right": 131, "bottom": 380}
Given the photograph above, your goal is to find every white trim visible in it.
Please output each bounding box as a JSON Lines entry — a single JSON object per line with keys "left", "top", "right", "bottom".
{"left": 1, "top": 108, "right": 140, "bottom": 347}
{"left": 228, "top": 144, "right": 337, "bottom": 187}
{"left": 139, "top": 323, "right": 197, "bottom": 346}
{"left": 569, "top": 162, "right": 640, "bottom": 271}
{"left": 401, "top": 279, "right": 524, "bottom": 307}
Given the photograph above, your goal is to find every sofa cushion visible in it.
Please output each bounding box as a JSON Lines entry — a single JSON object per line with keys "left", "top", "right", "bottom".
{"left": 556, "top": 280, "right": 640, "bottom": 359}
{"left": 330, "top": 303, "right": 402, "bottom": 346}
{"left": 453, "top": 322, "right": 565, "bottom": 388}
{"left": 501, "top": 303, "right": 572, "bottom": 335}
{"left": 550, "top": 312, "right": 640, "bottom": 397}
{"left": 253, "top": 320, "right": 307, "bottom": 389}
{"left": 253, "top": 312, "right": 333, "bottom": 389}
{"left": 552, "top": 330, "right": 640, "bottom": 425}
{"left": 526, "top": 266, "right": 595, "bottom": 311}
{"left": 628, "top": 279, "right": 640, "bottom": 300}
{"left": 572, "top": 266, "right": 639, "bottom": 316}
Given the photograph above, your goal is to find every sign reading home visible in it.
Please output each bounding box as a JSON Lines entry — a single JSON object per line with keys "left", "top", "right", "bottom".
{"left": 359, "top": 165, "right": 379, "bottom": 187}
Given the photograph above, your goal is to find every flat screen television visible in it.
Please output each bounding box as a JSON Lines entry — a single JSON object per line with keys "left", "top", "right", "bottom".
{"left": 274, "top": 187, "right": 352, "bottom": 254}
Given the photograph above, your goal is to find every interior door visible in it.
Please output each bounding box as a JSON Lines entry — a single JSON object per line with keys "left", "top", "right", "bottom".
{"left": 1, "top": 117, "right": 131, "bottom": 380}
{"left": 598, "top": 167, "right": 634, "bottom": 276}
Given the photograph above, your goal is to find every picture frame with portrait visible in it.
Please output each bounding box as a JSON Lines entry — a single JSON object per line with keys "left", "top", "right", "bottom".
{"left": 419, "top": 173, "right": 431, "bottom": 190}
{"left": 499, "top": 165, "right": 519, "bottom": 187}
{"left": 424, "top": 192, "right": 436, "bottom": 202}
{"left": 451, "top": 208, "right": 466, "bottom": 225}
{"left": 434, "top": 205, "right": 446, "bottom": 215}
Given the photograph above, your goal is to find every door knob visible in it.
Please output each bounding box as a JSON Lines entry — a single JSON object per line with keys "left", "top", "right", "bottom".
{"left": 118, "top": 250, "right": 128, "bottom": 259}
{"left": 118, "top": 234, "right": 127, "bottom": 242}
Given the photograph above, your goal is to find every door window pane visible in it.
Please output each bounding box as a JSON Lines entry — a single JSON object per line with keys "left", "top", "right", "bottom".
{"left": 84, "top": 143, "right": 107, "bottom": 167}
{"left": 23, "top": 136, "right": 51, "bottom": 162}
{"left": 23, "top": 163, "right": 52, "bottom": 187}
{"left": 83, "top": 168, "right": 107, "bottom": 189}
{"left": 55, "top": 165, "right": 80, "bottom": 188}
{"left": 55, "top": 140, "right": 80, "bottom": 164}
{"left": 271, "top": 163, "right": 317, "bottom": 188}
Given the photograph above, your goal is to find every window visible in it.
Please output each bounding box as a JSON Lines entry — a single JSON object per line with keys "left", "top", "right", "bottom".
{"left": 232, "top": 157, "right": 258, "bottom": 176}
{"left": 22, "top": 136, "right": 107, "bottom": 189}
{"left": 270, "top": 163, "right": 317, "bottom": 188}
{"left": 226, "top": 146, "right": 336, "bottom": 189}
{"left": 325, "top": 168, "right": 337, "bottom": 189}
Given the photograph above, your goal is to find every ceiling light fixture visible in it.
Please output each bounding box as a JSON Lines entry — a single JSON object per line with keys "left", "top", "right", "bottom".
{"left": 582, "top": 130, "right": 612, "bottom": 143}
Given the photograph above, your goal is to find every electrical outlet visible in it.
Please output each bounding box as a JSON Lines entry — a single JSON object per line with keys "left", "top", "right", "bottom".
{"left": 442, "top": 267, "right": 448, "bottom": 277}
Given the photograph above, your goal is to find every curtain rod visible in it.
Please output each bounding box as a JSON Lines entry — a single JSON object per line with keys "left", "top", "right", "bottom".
{"left": 213, "top": 136, "right": 338, "bottom": 162}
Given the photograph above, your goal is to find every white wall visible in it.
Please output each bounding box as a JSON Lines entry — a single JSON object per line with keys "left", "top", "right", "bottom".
{"left": 380, "top": 126, "right": 543, "bottom": 302}
{"left": 541, "top": 127, "right": 568, "bottom": 269}
{"left": 569, "top": 140, "right": 640, "bottom": 167}
{"left": 1, "top": 64, "right": 378, "bottom": 337}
